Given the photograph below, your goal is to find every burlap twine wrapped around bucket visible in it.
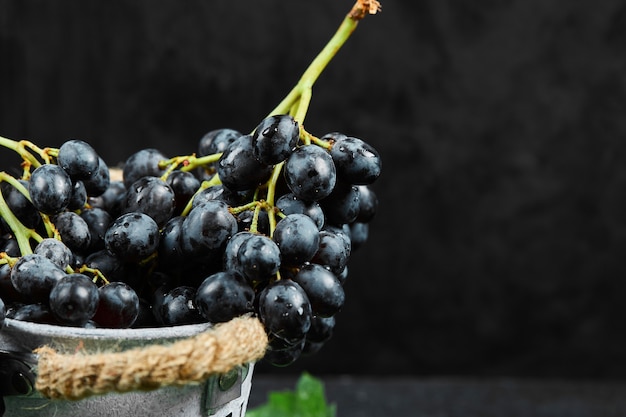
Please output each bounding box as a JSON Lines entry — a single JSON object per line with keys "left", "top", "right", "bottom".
{"left": 31, "top": 315, "right": 268, "bottom": 401}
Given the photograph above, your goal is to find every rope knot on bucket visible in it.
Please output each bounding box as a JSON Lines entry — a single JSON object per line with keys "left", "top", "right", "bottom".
{"left": 33, "top": 316, "right": 268, "bottom": 400}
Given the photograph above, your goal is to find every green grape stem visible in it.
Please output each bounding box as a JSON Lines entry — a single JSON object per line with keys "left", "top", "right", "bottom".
{"left": 0, "top": 135, "right": 55, "bottom": 169}
{"left": 0, "top": 179, "right": 37, "bottom": 255}
{"left": 267, "top": 0, "right": 380, "bottom": 125}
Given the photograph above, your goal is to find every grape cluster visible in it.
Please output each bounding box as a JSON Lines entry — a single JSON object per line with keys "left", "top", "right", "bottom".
{"left": 0, "top": 114, "right": 381, "bottom": 366}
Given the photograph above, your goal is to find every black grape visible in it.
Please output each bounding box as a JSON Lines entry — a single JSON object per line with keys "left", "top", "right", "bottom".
{"left": 355, "top": 185, "right": 378, "bottom": 222}
{"left": 53, "top": 211, "right": 92, "bottom": 253}
{"left": 307, "top": 315, "right": 336, "bottom": 343}
{"left": 217, "top": 134, "right": 273, "bottom": 191}
{"left": 57, "top": 139, "right": 100, "bottom": 180}
{"left": 104, "top": 212, "right": 160, "bottom": 263}
{"left": 257, "top": 280, "right": 312, "bottom": 341}
{"left": 165, "top": 170, "right": 201, "bottom": 216}
{"left": 195, "top": 271, "right": 255, "bottom": 323}
{"left": 329, "top": 135, "right": 381, "bottom": 185}
{"left": 275, "top": 193, "right": 325, "bottom": 230}
{"left": 122, "top": 148, "right": 168, "bottom": 188}
{"left": 34, "top": 238, "right": 74, "bottom": 270}
{"left": 93, "top": 282, "right": 140, "bottom": 328}
{"left": 67, "top": 180, "right": 87, "bottom": 211}
{"left": 8, "top": 303, "right": 58, "bottom": 324}
{"left": 349, "top": 222, "right": 369, "bottom": 251}
{"left": 198, "top": 128, "right": 241, "bottom": 157}
{"left": 123, "top": 176, "right": 176, "bottom": 227}
{"left": 28, "top": 164, "right": 73, "bottom": 215}
{"left": 284, "top": 145, "right": 336, "bottom": 201}
{"left": 83, "top": 157, "right": 111, "bottom": 196}
{"left": 320, "top": 181, "right": 360, "bottom": 225}
{"left": 273, "top": 214, "right": 320, "bottom": 266}
{"left": 292, "top": 263, "right": 344, "bottom": 317}
{"left": 88, "top": 180, "right": 126, "bottom": 216}
{"left": 80, "top": 207, "right": 113, "bottom": 252}
{"left": 158, "top": 216, "right": 185, "bottom": 268}
{"left": 223, "top": 231, "right": 255, "bottom": 273}
{"left": 311, "top": 228, "right": 351, "bottom": 275}
{"left": 153, "top": 286, "right": 204, "bottom": 326}
{"left": 0, "top": 296, "right": 5, "bottom": 328}
{"left": 252, "top": 114, "right": 299, "bottom": 165}
{"left": 49, "top": 273, "right": 99, "bottom": 325}
{"left": 180, "top": 200, "right": 237, "bottom": 258}
{"left": 10, "top": 253, "right": 67, "bottom": 302}
{"left": 236, "top": 234, "right": 281, "bottom": 283}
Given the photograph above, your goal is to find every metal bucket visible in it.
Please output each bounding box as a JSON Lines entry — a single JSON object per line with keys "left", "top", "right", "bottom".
{"left": 0, "top": 318, "right": 255, "bottom": 417}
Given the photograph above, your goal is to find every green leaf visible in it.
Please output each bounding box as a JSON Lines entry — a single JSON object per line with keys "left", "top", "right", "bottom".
{"left": 246, "top": 372, "right": 337, "bottom": 417}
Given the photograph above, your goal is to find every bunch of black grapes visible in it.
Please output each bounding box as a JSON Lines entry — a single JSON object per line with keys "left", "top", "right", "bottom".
{"left": 0, "top": 114, "right": 381, "bottom": 366}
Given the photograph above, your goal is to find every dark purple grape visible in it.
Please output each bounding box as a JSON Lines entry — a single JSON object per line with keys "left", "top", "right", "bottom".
{"left": 307, "top": 315, "right": 336, "bottom": 343}
{"left": 28, "top": 164, "right": 73, "bottom": 215}
{"left": 275, "top": 193, "right": 324, "bottom": 230}
{"left": 10, "top": 253, "right": 66, "bottom": 302}
{"left": 258, "top": 280, "right": 312, "bottom": 341}
{"left": 165, "top": 170, "right": 201, "bottom": 215}
{"left": 217, "top": 134, "right": 273, "bottom": 191}
{"left": 223, "top": 231, "right": 254, "bottom": 273}
{"left": 8, "top": 303, "right": 58, "bottom": 324}
{"left": 320, "top": 182, "right": 360, "bottom": 225}
{"left": 264, "top": 337, "right": 305, "bottom": 367}
{"left": 0, "top": 296, "right": 5, "bottom": 328}
{"left": 88, "top": 180, "right": 126, "bottom": 216}
{"left": 83, "top": 157, "right": 111, "bottom": 196}
{"left": 284, "top": 145, "right": 336, "bottom": 201}
{"left": 53, "top": 211, "right": 92, "bottom": 253}
{"left": 356, "top": 185, "right": 378, "bottom": 222}
{"left": 180, "top": 200, "right": 237, "bottom": 258}
{"left": 195, "top": 271, "right": 255, "bottom": 323}
{"left": 158, "top": 216, "right": 185, "bottom": 268}
{"left": 49, "top": 273, "right": 99, "bottom": 325}
{"left": 237, "top": 234, "right": 281, "bottom": 282}
{"left": 1, "top": 179, "right": 42, "bottom": 229}
{"left": 302, "top": 340, "right": 325, "bottom": 357}
{"left": 349, "top": 222, "right": 369, "bottom": 250}
{"left": 57, "top": 139, "right": 100, "bottom": 180}
{"left": 273, "top": 214, "right": 320, "bottom": 266}
{"left": 311, "top": 228, "right": 351, "bottom": 275}
{"left": 0, "top": 263, "right": 21, "bottom": 302}
{"left": 104, "top": 212, "right": 160, "bottom": 263}
{"left": 292, "top": 263, "right": 344, "bottom": 317}
{"left": 153, "top": 286, "right": 204, "bottom": 326}
{"left": 192, "top": 184, "right": 250, "bottom": 208}
{"left": 34, "top": 238, "right": 74, "bottom": 270}
{"left": 67, "top": 180, "right": 87, "bottom": 210}
{"left": 123, "top": 176, "right": 176, "bottom": 227}
{"left": 83, "top": 249, "right": 126, "bottom": 283}
{"left": 329, "top": 136, "right": 381, "bottom": 184}
{"left": 252, "top": 114, "right": 299, "bottom": 165}
{"left": 122, "top": 148, "right": 168, "bottom": 188}
{"left": 198, "top": 128, "right": 241, "bottom": 157}
{"left": 337, "top": 266, "right": 348, "bottom": 285}
{"left": 0, "top": 236, "right": 19, "bottom": 258}
{"left": 80, "top": 207, "right": 113, "bottom": 251}
{"left": 92, "top": 282, "right": 140, "bottom": 328}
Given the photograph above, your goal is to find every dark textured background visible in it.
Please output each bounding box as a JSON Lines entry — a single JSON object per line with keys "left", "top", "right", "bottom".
{"left": 3, "top": 0, "right": 626, "bottom": 379}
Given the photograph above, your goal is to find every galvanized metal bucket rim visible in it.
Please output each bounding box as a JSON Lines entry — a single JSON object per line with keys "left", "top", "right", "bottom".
{"left": 2, "top": 317, "right": 214, "bottom": 342}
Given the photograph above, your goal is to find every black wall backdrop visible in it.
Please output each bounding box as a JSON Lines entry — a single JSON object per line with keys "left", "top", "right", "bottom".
{"left": 3, "top": 0, "right": 626, "bottom": 379}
